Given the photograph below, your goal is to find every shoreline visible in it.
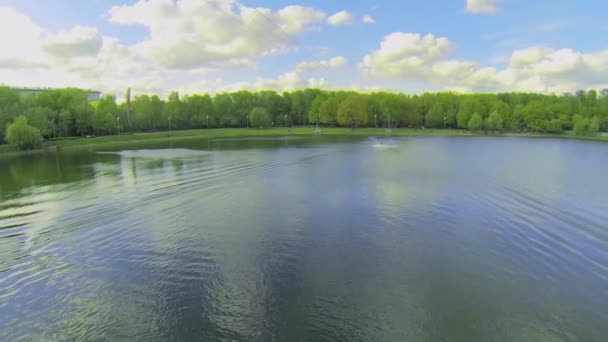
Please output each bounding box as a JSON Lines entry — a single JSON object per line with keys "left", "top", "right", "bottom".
{"left": 1, "top": 128, "right": 607, "bottom": 157}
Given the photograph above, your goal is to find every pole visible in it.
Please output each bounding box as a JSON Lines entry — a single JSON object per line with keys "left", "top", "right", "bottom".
{"left": 284, "top": 114, "right": 287, "bottom": 130}
{"left": 168, "top": 116, "right": 172, "bottom": 134}
{"left": 374, "top": 113, "right": 377, "bottom": 128}
{"left": 206, "top": 114, "right": 209, "bottom": 128}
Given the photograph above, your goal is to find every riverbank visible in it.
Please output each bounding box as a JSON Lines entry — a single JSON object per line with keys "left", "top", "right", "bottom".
{"left": 1, "top": 127, "right": 607, "bottom": 157}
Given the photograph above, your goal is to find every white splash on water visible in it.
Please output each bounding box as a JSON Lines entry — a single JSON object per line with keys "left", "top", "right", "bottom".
{"left": 370, "top": 137, "right": 399, "bottom": 148}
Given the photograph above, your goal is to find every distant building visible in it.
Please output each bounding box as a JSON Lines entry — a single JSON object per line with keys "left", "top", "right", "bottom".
{"left": 10, "top": 87, "right": 102, "bottom": 102}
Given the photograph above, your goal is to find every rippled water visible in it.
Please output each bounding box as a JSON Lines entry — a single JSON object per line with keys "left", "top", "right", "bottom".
{"left": 1, "top": 136, "right": 607, "bottom": 341}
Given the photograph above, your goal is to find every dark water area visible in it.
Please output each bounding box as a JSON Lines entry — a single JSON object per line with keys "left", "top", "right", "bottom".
{"left": 1, "top": 136, "right": 607, "bottom": 341}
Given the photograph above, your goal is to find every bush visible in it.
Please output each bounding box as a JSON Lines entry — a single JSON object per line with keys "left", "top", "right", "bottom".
{"left": 5, "top": 116, "right": 43, "bottom": 150}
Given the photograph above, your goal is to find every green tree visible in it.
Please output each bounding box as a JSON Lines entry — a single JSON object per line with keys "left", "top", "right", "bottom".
{"left": 308, "top": 95, "right": 326, "bottom": 125}
{"left": 380, "top": 94, "right": 421, "bottom": 128}
{"left": 5, "top": 116, "right": 43, "bottom": 150}
{"left": 249, "top": 107, "right": 271, "bottom": 128}
{"left": 457, "top": 97, "right": 483, "bottom": 129}
{"left": 24, "top": 106, "right": 53, "bottom": 136}
{"left": 468, "top": 113, "right": 483, "bottom": 131}
{"left": 164, "top": 91, "right": 184, "bottom": 129}
{"left": 589, "top": 116, "right": 600, "bottom": 135}
{"left": 486, "top": 111, "right": 503, "bottom": 132}
{"left": 545, "top": 119, "right": 563, "bottom": 134}
{"left": 31, "top": 88, "right": 93, "bottom": 136}
{"left": 319, "top": 97, "right": 339, "bottom": 126}
{"left": 0, "top": 87, "right": 21, "bottom": 142}
{"left": 183, "top": 94, "right": 214, "bottom": 128}
{"left": 92, "top": 95, "right": 117, "bottom": 135}
{"left": 337, "top": 95, "right": 368, "bottom": 128}
{"left": 425, "top": 103, "right": 445, "bottom": 128}
{"left": 573, "top": 115, "right": 589, "bottom": 135}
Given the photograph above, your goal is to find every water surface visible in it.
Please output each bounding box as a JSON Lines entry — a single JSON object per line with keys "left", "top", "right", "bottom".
{"left": 1, "top": 136, "right": 607, "bottom": 341}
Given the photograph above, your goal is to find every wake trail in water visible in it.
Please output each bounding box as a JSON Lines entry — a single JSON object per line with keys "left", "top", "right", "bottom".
{"left": 483, "top": 185, "right": 608, "bottom": 308}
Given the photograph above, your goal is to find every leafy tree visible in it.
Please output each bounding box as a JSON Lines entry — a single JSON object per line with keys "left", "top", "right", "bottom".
{"left": 230, "top": 90, "right": 255, "bottom": 127}
{"left": 4, "top": 86, "right": 608, "bottom": 145}
{"left": 468, "top": 113, "right": 483, "bottom": 131}
{"left": 257, "top": 90, "right": 286, "bottom": 125}
{"left": 492, "top": 100, "right": 511, "bottom": 128}
{"left": 573, "top": 115, "right": 589, "bottom": 135}
{"left": 589, "top": 116, "right": 600, "bottom": 135}
{"left": 380, "top": 94, "right": 421, "bottom": 128}
{"left": 510, "top": 104, "right": 525, "bottom": 132}
{"left": 92, "top": 95, "right": 117, "bottom": 135}
{"left": 457, "top": 110, "right": 470, "bottom": 129}
{"left": 486, "top": 111, "right": 503, "bottom": 132}
{"left": 164, "top": 91, "right": 184, "bottom": 128}
{"left": 183, "top": 94, "right": 214, "bottom": 128}
{"left": 249, "top": 107, "right": 271, "bottom": 128}
{"left": 367, "top": 95, "right": 383, "bottom": 127}
{"left": 338, "top": 95, "right": 368, "bottom": 127}
{"left": 5, "top": 116, "right": 42, "bottom": 150}
{"left": 403, "top": 96, "right": 423, "bottom": 127}
{"left": 457, "top": 96, "right": 483, "bottom": 128}
{"left": 425, "top": 103, "right": 445, "bottom": 128}
{"left": 287, "top": 90, "right": 306, "bottom": 125}
{"left": 308, "top": 95, "right": 326, "bottom": 125}
{"left": 522, "top": 100, "right": 552, "bottom": 132}
{"left": 31, "top": 88, "right": 92, "bottom": 136}
{"left": 545, "top": 119, "right": 563, "bottom": 134}
{"left": 0, "top": 87, "right": 21, "bottom": 142}
{"left": 24, "top": 106, "right": 52, "bottom": 136}
{"left": 319, "top": 97, "right": 339, "bottom": 126}
{"left": 214, "top": 93, "right": 237, "bottom": 127}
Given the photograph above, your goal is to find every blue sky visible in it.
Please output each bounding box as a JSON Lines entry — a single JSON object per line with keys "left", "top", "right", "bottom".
{"left": 0, "top": 0, "right": 606, "bottom": 97}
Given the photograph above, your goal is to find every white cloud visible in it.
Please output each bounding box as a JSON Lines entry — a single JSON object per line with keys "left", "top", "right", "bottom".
{"left": 466, "top": 0, "right": 500, "bottom": 14}
{"left": 109, "top": 0, "right": 325, "bottom": 69}
{"left": 43, "top": 26, "right": 103, "bottom": 59}
{"left": 0, "top": 7, "right": 166, "bottom": 94}
{"left": 295, "top": 56, "right": 347, "bottom": 72}
{"left": 183, "top": 71, "right": 325, "bottom": 94}
{"left": 327, "top": 11, "right": 354, "bottom": 26}
{"left": 0, "top": 8, "right": 47, "bottom": 68}
{"left": 360, "top": 31, "right": 608, "bottom": 93}
{"left": 362, "top": 15, "right": 376, "bottom": 24}
{"left": 1, "top": 4, "right": 607, "bottom": 98}
{"left": 359, "top": 33, "right": 452, "bottom": 78}
{"left": 0, "top": 3, "right": 332, "bottom": 95}
{"left": 0, "top": 10, "right": 103, "bottom": 68}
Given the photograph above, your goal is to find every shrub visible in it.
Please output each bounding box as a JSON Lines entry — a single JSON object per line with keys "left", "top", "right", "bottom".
{"left": 5, "top": 116, "right": 43, "bottom": 150}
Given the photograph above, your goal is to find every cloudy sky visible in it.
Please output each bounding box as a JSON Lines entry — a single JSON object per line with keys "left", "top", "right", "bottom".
{"left": 0, "top": 0, "right": 606, "bottom": 98}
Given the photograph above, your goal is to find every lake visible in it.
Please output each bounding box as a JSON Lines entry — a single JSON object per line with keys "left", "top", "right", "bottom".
{"left": 1, "top": 136, "right": 607, "bottom": 341}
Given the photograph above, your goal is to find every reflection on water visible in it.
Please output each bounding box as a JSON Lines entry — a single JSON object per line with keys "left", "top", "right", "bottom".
{"left": 98, "top": 148, "right": 210, "bottom": 159}
{"left": 0, "top": 136, "right": 607, "bottom": 341}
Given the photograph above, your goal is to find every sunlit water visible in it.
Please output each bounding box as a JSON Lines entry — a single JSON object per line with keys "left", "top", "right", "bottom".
{"left": 1, "top": 136, "right": 607, "bottom": 341}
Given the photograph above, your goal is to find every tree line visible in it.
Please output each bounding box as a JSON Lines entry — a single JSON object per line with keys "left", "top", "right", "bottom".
{"left": 2, "top": 86, "right": 608, "bottom": 149}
